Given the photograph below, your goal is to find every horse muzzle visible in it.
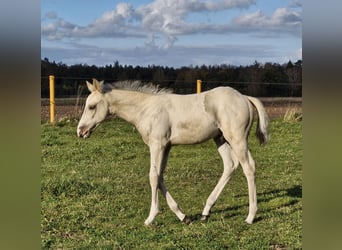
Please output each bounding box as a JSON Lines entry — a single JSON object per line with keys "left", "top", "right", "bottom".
{"left": 77, "top": 125, "right": 91, "bottom": 138}
{"left": 77, "top": 123, "right": 99, "bottom": 138}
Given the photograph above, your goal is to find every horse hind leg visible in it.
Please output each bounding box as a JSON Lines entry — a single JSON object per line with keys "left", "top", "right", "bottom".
{"left": 230, "top": 139, "right": 258, "bottom": 224}
{"left": 201, "top": 136, "right": 239, "bottom": 220}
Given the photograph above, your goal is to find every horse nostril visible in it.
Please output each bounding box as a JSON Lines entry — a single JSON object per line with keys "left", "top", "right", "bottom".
{"left": 77, "top": 126, "right": 86, "bottom": 137}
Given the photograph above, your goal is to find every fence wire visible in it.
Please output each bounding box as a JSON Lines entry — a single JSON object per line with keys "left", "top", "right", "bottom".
{"left": 41, "top": 77, "right": 301, "bottom": 98}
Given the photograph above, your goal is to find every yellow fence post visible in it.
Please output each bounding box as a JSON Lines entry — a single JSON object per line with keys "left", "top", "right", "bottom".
{"left": 49, "top": 75, "right": 55, "bottom": 123}
{"left": 196, "top": 79, "right": 202, "bottom": 93}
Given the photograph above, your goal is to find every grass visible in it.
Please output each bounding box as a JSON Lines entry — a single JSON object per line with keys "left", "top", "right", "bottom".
{"left": 41, "top": 118, "right": 302, "bottom": 249}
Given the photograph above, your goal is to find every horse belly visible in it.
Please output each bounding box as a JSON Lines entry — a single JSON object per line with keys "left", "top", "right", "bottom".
{"left": 170, "top": 119, "right": 219, "bottom": 145}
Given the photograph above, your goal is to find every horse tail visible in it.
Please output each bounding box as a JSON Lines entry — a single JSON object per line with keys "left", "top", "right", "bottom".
{"left": 246, "top": 96, "right": 269, "bottom": 145}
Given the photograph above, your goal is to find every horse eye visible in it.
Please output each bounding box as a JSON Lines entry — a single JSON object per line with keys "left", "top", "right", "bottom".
{"left": 89, "top": 105, "right": 96, "bottom": 110}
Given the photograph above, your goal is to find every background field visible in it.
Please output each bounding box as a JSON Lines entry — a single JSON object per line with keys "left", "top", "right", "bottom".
{"left": 41, "top": 116, "right": 302, "bottom": 249}
{"left": 41, "top": 97, "right": 302, "bottom": 122}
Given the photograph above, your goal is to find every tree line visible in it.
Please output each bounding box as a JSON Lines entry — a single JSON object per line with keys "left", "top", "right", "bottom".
{"left": 41, "top": 58, "right": 302, "bottom": 97}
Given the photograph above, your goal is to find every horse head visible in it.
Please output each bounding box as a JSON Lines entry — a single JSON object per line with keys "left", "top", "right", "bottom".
{"left": 77, "top": 79, "right": 109, "bottom": 138}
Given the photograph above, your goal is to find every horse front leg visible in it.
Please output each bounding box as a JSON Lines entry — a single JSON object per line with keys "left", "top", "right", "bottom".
{"left": 144, "top": 143, "right": 162, "bottom": 225}
{"left": 157, "top": 145, "right": 187, "bottom": 223}
{"left": 144, "top": 142, "right": 187, "bottom": 225}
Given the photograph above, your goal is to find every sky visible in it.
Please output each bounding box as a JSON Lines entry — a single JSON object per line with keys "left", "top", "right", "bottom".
{"left": 41, "top": 0, "right": 302, "bottom": 68}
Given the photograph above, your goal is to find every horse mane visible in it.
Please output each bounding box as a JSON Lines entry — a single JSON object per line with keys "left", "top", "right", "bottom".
{"left": 103, "top": 80, "right": 173, "bottom": 94}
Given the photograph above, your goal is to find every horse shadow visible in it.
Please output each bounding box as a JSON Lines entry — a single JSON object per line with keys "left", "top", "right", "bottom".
{"left": 187, "top": 185, "right": 302, "bottom": 223}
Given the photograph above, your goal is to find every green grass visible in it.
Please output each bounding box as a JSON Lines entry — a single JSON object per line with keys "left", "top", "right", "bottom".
{"left": 41, "top": 118, "right": 302, "bottom": 249}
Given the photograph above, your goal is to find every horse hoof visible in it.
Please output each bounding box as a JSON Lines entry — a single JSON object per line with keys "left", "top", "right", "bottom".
{"left": 182, "top": 216, "right": 192, "bottom": 225}
{"left": 245, "top": 218, "right": 253, "bottom": 224}
{"left": 200, "top": 215, "right": 209, "bottom": 221}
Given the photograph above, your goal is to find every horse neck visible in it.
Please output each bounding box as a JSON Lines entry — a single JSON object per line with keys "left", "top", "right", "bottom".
{"left": 105, "top": 89, "right": 149, "bottom": 125}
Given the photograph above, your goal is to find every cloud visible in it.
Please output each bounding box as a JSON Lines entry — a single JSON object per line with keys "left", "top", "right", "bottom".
{"left": 42, "top": 0, "right": 259, "bottom": 44}
{"left": 194, "top": 0, "right": 256, "bottom": 11}
{"left": 232, "top": 7, "right": 301, "bottom": 36}
{"left": 134, "top": 0, "right": 257, "bottom": 47}
{"left": 42, "top": 39, "right": 280, "bottom": 67}
{"left": 41, "top": 0, "right": 302, "bottom": 66}
{"left": 94, "top": 2, "right": 133, "bottom": 26}
{"left": 41, "top": 2, "right": 143, "bottom": 41}
{"left": 41, "top": 19, "right": 77, "bottom": 40}
{"left": 234, "top": 8, "right": 301, "bottom": 28}
{"left": 288, "top": 0, "right": 302, "bottom": 8}
{"left": 42, "top": 1, "right": 301, "bottom": 43}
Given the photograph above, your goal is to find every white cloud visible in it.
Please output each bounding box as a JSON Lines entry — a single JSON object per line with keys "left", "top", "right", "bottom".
{"left": 42, "top": 1, "right": 301, "bottom": 44}
{"left": 42, "top": 42, "right": 277, "bottom": 67}
{"left": 196, "top": 0, "right": 256, "bottom": 11}
{"left": 41, "top": 19, "right": 77, "bottom": 40}
{"left": 134, "top": 0, "right": 257, "bottom": 47}
{"left": 41, "top": 0, "right": 302, "bottom": 66}
{"left": 272, "top": 8, "right": 301, "bottom": 25}
{"left": 95, "top": 3, "right": 133, "bottom": 26}
{"left": 233, "top": 7, "right": 301, "bottom": 33}
{"left": 288, "top": 0, "right": 302, "bottom": 8}
{"left": 41, "top": 2, "right": 144, "bottom": 41}
{"left": 42, "top": 0, "right": 259, "bottom": 44}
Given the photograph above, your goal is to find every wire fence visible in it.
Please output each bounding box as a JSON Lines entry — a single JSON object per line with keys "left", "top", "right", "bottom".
{"left": 41, "top": 76, "right": 302, "bottom": 98}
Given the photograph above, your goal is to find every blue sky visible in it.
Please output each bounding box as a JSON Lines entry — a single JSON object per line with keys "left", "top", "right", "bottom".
{"left": 41, "top": 0, "right": 302, "bottom": 67}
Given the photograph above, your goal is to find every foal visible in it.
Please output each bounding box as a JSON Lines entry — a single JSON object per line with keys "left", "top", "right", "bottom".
{"left": 77, "top": 79, "right": 269, "bottom": 225}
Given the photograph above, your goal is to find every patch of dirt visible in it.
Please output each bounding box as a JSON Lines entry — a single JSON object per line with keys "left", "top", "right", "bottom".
{"left": 41, "top": 105, "right": 83, "bottom": 123}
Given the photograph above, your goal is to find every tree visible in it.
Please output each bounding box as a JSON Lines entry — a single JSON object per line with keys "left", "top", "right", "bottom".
{"left": 41, "top": 59, "right": 302, "bottom": 97}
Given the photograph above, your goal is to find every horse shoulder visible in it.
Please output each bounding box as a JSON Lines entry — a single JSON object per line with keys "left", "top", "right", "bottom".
{"left": 135, "top": 95, "right": 172, "bottom": 145}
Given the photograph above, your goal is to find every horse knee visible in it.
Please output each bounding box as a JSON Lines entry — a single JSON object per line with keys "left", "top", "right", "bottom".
{"left": 242, "top": 165, "right": 255, "bottom": 177}
{"left": 242, "top": 159, "right": 256, "bottom": 178}
{"left": 149, "top": 171, "right": 159, "bottom": 186}
{"left": 231, "top": 151, "right": 239, "bottom": 170}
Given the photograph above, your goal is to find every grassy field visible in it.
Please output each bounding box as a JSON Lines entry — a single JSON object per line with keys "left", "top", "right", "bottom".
{"left": 41, "top": 118, "right": 302, "bottom": 249}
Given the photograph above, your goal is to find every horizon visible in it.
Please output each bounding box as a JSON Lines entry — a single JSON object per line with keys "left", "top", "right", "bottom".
{"left": 42, "top": 57, "right": 302, "bottom": 69}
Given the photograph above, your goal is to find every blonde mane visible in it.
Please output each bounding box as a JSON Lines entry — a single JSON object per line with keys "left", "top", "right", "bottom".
{"left": 103, "top": 80, "right": 173, "bottom": 94}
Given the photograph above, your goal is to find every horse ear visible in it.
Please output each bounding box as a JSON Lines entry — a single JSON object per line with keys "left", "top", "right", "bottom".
{"left": 99, "top": 80, "right": 105, "bottom": 93}
{"left": 93, "top": 79, "right": 103, "bottom": 93}
{"left": 86, "top": 80, "right": 96, "bottom": 92}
